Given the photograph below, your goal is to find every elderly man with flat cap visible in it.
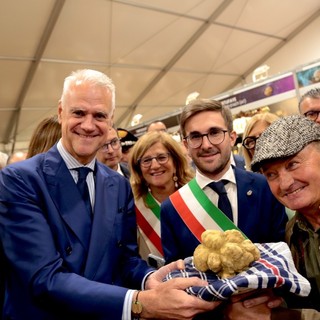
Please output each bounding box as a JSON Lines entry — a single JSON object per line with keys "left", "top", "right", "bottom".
{"left": 250, "top": 115, "right": 320, "bottom": 317}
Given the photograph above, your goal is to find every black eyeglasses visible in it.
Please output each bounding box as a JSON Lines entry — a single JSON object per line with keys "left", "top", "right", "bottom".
{"left": 100, "top": 138, "right": 121, "bottom": 152}
{"left": 242, "top": 136, "right": 259, "bottom": 150}
{"left": 138, "top": 153, "right": 170, "bottom": 168}
{"left": 304, "top": 110, "right": 320, "bottom": 122}
{"left": 184, "top": 128, "right": 228, "bottom": 149}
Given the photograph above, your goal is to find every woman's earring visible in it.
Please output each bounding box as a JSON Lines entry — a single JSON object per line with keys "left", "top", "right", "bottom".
{"left": 173, "top": 174, "right": 178, "bottom": 188}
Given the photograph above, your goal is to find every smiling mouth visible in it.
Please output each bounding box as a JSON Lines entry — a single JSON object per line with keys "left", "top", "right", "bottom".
{"left": 285, "top": 186, "right": 304, "bottom": 197}
{"left": 78, "top": 133, "right": 97, "bottom": 139}
{"left": 150, "top": 171, "right": 164, "bottom": 176}
{"left": 200, "top": 152, "right": 218, "bottom": 158}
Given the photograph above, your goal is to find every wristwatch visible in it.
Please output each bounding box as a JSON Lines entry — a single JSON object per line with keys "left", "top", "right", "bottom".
{"left": 131, "top": 290, "right": 143, "bottom": 320}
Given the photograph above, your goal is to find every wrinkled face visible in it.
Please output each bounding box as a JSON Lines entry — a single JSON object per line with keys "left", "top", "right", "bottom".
{"left": 96, "top": 128, "right": 122, "bottom": 170}
{"left": 300, "top": 97, "right": 320, "bottom": 124}
{"left": 58, "top": 82, "right": 113, "bottom": 164}
{"left": 140, "top": 142, "right": 175, "bottom": 190}
{"left": 183, "top": 111, "right": 236, "bottom": 180}
{"left": 247, "top": 120, "right": 271, "bottom": 157}
{"left": 262, "top": 144, "right": 320, "bottom": 216}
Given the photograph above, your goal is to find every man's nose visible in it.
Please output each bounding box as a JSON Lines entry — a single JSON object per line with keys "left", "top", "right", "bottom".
{"left": 201, "top": 135, "right": 213, "bottom": 148}
{"left": 279, "top": 171, "right": 294, "bottom": 189}
{"left": 81, "top": 115, "right": 95, "bottom": 130}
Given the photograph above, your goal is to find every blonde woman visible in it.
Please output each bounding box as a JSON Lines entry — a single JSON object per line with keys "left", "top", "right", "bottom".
{"left": 129, "top": 131, "right": 194, "bottom": 266}
{"left": 241, "top": 113, "right": 279, "bottom": 171}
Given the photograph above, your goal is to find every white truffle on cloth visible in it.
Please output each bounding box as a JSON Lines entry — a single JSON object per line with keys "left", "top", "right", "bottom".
{"left": 193, "top": 230, "right": 260, "bottom": 278}
{"left": 164, "top": 242, "right": 311, "bottom": 301}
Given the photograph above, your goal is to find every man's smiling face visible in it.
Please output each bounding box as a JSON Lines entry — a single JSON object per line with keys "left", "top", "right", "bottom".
{"left": 58, "top": 81, "right": 113, "bottom": 165}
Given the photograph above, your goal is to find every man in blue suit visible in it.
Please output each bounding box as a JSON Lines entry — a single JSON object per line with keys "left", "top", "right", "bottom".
{"left": 161, "top": 99, "right": 288, "bottom": 263}
{"left": 0, "top": 70, "right": 219, "bottom": 319}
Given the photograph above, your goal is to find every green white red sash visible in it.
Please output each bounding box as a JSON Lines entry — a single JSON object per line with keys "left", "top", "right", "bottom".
{"left": 169, "top": 178, "right": 245, "bottom": 242}
{"left": 135, "top": 193, "right": 164, "bottom": 257}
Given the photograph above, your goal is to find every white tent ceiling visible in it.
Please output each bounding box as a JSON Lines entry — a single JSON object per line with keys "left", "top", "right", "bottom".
{"left": 1, "top": 0, "right": 320, "bottom": 153}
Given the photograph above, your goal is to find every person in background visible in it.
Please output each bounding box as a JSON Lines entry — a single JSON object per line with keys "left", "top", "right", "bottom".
{"left": 249, "top": 115, "right": 320, "bottom": 319}
{"left": 299, "top": 87, "right": 320, "bottom": 124}
{"left": 230, "top": 133, "right": 245, "bottom": 170}
{"left": 179, "top": 140, "right": 195, "bottom": 169}
{"left": 129, "top": 131, "right": 194, "bottom": 266}
{"left": 6, "top": 151, "right": 27, "bottom": 164}
{"left": 146, "top": 121, "right": 167, "bottom": 133}
{"left": 0, "top": 69, "right": 220, "bottom": 319}
{"left": 0, "top": 152, "right": 8, "bottom": 170}
{"left": 241, "top": 112, "right": 279, "bottom": 171}
{"left": 26, "top": 115, "right": 61, "bottom": 158}
{"left": 117, "top": 128, "right": 138, "bottom": 164}
{"left": 97, "top": 126, "right": 130, "bottom": 179}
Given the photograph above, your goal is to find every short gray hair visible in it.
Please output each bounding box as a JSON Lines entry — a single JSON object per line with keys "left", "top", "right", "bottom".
{"left": 298, "top": 87, "right": 320, "bottom": 111}
{"left": 60, "top": 69, "right": 116, "bottom": 115}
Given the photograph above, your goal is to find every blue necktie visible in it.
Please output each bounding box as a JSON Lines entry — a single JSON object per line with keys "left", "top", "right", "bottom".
{"left": 76, "top": 167, "right": 92, "bottom": 216}
{"left": 208, "top": 180, "right": 233, "bottom": 222}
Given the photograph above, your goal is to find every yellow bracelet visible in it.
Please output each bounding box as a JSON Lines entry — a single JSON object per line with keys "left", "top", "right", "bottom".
{"left": 131, "top": 290, "right": 143, "bottom": 320}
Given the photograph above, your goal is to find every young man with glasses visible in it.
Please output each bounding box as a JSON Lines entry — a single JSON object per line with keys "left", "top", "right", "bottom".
{"left": 160, "top": 99, "right": 288, "bottom": 318}
{"left": 161, "top": 98, "right": 287, "bottom": 259}
{"left": 97, "top": 126, "right": 130, "bottom": 178}
{"left": 299, "top": 87, "right": 320, "bottom": 124}
{"left": 158, "top": 99, "right": 290, "bottom": 317}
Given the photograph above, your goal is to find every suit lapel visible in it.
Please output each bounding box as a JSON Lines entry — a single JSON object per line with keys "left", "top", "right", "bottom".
{"left": 43, "top": 146, "right": 92, "bottom": 251}
{"left": 235, "top": 168, "right": 256, "bottom": 230}
{"left": 84, "top": 164, "right": 119, "bottom": 277}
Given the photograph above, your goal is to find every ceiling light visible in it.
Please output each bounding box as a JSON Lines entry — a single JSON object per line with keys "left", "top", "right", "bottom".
{"left": 131, "top": 114, "right": 143, "bottom": 126}
{"left": 186, "top": 91, "right": 200, "bottom": 105}
{"left": 252, "top": 65, "right": 270, "bottom": 82}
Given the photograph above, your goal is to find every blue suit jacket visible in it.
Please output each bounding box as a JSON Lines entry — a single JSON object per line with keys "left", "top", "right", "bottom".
{"left": 0, "top": 145, "right": 152, "bottom": 319}
{"left": 161, "top": 167, "right": 288, "bottom": 263}
{"left": 233, "top": 154, "right": 246, "bottom": 170}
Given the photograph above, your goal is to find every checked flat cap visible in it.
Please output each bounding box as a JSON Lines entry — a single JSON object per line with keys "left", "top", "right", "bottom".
{"left": 251, "top": 115, "right": 320, "bottom": 172}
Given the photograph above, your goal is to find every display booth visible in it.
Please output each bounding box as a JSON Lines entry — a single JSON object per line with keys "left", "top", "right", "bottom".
{"left": 129, "top": 58, "right": 320, "bottom": 139}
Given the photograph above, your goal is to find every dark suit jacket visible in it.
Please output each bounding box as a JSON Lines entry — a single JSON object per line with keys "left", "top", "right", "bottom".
{"left": 0, "top": 145, "right": 152, "bottom": 319}
{"left": 119, "top": 162, "right": 130, "bottom": 179}
{"left": 233, "top": 154, "right": 246, "bottom": 170}
{"left": 161, "top": 167, "right": 288, "bottom": 263}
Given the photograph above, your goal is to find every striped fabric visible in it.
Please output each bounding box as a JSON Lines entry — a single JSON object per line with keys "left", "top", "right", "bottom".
{"left": 164, "top": 242, "right": 311, "bottom": 301}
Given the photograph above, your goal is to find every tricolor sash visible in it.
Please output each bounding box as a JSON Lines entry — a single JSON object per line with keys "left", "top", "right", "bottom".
{"left": 135, "top": 193, "right": 164, "bottom": 257}
{"left": 169, "top": 178, "right": 246, "bottom": 242}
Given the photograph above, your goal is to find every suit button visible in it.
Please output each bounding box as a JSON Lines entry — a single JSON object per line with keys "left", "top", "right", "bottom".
{"left": 117, "top": 241, "right": 122, "bottom": 247}
{"left": 66, "top": 246, "right": 72, "bottom": 255}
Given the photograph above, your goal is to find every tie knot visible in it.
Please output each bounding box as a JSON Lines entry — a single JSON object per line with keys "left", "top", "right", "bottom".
{"left": 208, "top": 180, "right": 228, "bottom": 194}
{"left": 76, "top": 167, "right": 92, "bottom": 180}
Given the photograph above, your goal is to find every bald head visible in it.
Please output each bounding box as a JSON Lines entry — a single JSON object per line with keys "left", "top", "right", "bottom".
{"left": 147, "top": 121, "right": 167, "bottom": 133}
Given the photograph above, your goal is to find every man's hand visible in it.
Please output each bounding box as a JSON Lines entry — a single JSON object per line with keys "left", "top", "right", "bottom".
{"left": 145, "top": 259, "right": 185, "bottom": 289}
{"left": 140, "top": 277, "right": 221, "bottom": 319}
{"left": 223, "top": 289, "right": 284, "bottom": 320}
{"left": 141, "top": 259, "right": 221, "bottom": 319}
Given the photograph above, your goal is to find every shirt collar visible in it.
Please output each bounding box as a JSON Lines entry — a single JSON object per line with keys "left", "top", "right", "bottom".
{"left": 116, "top": 164, "right": 124, "bottom": 176}
{"left": 57, "top": 139, "right": 96, "bottom": 171}
{"left": 196, "top": 165, "right": 236, "bottom": 189}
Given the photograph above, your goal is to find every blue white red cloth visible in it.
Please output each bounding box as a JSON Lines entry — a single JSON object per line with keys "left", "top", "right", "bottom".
{"left": 164, "top": 242, "right": 311, "bottom": 301}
